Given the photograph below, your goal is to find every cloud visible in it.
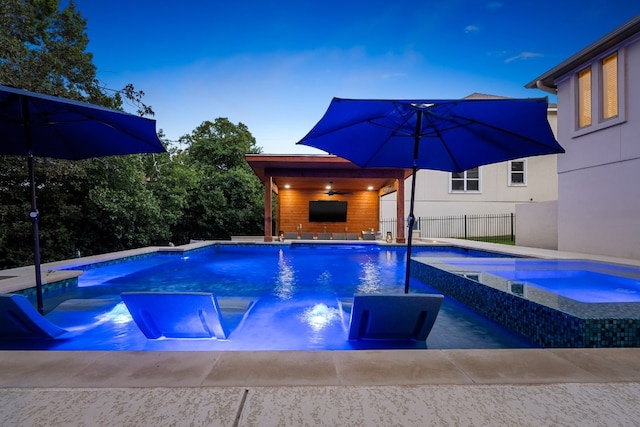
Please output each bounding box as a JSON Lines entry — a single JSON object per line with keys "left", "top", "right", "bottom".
{"left": 486, "top": 50, "right": 509, "bottom": 58}
{"left": 465, "top": 25, "right": 480, "bottom": 34}
{"left": 504, "top": 51, "right": 543, "bottom": 63}
{"left": 381, "top": 72, "right": 407, "bottom": 79}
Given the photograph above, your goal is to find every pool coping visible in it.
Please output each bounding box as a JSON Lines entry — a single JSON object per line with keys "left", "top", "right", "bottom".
{"left": 1, "top": 348, "right": 640, "bottom": 388}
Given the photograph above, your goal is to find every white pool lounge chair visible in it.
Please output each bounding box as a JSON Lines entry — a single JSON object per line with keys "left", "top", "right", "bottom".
{"left": 300, "top": 232, "right": 314, "bottom": 240}
{"left": 348, "top": 293, "right": 443, "bottom": 342}
{"left": 0, "top": 294, "right": 68, "bottom": 339}
{"left": 0, "top": 294, "right": 125, "bottom": 340}
{"left": 121, "top": 292, "right": 232, "bottom": 339}
{"left": 317, "top": 232, "right": 331, "bottom": 240}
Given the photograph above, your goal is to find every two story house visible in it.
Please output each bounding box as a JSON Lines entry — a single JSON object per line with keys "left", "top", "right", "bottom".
{"left": 525, "top": 15, "right": 640, "bottom": 260}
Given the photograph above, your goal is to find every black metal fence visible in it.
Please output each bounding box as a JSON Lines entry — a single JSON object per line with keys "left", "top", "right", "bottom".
{"left": 380, "top": 213, "right": 515, "bottom": 243}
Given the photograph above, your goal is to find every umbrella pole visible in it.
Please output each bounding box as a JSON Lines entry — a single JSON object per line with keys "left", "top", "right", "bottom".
{"left": 404, "top": 165, "right": 418, "bottom": 293}
{"left": 404, "top": 111, "right": 422, "bottom": 294}
{"left": 27, "top": 152, "right": 44, "bottom": 314}
{"left": 22, "top": 91, "right": 44, "bottom": 314}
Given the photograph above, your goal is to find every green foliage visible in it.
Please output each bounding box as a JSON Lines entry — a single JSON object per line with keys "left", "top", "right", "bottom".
{"left": 0, "top": 155, "right": 89, "bottom": 266}
{"left": 82, "top": 156, "right": 165, "bottom": 253}
{"left": 184, "top": 118, "right": 261, "bottom": 171}
{"left": 467, "top": 235, "right": 516, "bottom": 245}
{"left": 139, "top": 132, "right": 202, "bottom": 245}
{"left": 176, "top": 118, "right": 264, "bottom": 240}
{"left": 0, "top": 4, "right": 267, "bottom": 269}
{"left": 0, "top": 0, "right": 113, "bottom": 106}
{"left": 0, "top": 156, "right": 35, "bottom": 266}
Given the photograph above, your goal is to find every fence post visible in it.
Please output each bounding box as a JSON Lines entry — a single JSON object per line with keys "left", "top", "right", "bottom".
{"left": 510, "top": 212, "right": 515, "bottom": 242}
{"left": 464, "top": 214, "right": 468, "bottom": 239}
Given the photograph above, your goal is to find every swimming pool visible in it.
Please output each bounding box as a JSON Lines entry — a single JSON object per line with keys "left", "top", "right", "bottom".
{"left": 413, "top": 257, "right": 640, "bottom": 347}
{"left": 4, "top": 243, "right": 537, "bottom": 351}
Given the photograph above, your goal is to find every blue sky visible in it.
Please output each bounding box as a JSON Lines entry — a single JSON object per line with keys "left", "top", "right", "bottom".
{"left": 70, "top": 1, "right": 640, "bottom": 154}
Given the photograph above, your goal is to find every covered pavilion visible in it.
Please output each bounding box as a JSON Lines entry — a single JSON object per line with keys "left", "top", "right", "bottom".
{"left": 245, "top": 154, "right": 412, "bottom": 242}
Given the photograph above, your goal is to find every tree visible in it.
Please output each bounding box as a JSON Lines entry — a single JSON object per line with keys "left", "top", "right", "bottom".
{"left": 0, "top": 0, "right": 115, "bottom": 106}
{"left": 179, "top": 119, "right": 264, "bottom": 240}
{"left": 185, "top": 118, "right": 261, "bottom": 171}
{"left": 0, "top": 0, "right": 160, "bottom": 267}
{"left": 142, "top": 131, "right": 200, "bottom": 245}
{"left": 82, "top": 156, "right": 165, "bottom": 253}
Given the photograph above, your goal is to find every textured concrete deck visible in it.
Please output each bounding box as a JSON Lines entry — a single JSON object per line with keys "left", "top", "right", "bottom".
{"left": 1, "top": 348, "right": 640, "bottom": 426}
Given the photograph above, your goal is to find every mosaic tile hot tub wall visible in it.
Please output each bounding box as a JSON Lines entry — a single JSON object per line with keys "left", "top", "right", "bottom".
{"left": 412, "top": 260, "right": 640, "bottom": 348}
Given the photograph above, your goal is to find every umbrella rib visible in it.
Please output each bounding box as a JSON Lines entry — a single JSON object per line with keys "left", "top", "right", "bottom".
{"left": 422, "top": 112, "right": 465, "bottom": 172}
{"left": 299, "top": 112, "right": 390, "bottom": 141}
{"left": 359, "top": 132, "right": 398, "bottom": 168}
{"left": 359, "top": 103, "right": 416, "bottom": 135}
{"left": 447, "top": 112, "right": 559, "bottom": 149}
{"left": 358, "top": 103, "right": 419, "bottom": 166}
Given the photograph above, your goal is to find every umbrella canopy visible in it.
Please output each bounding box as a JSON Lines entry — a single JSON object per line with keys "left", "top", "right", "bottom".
{"left": 0, "top": 84, "right": 167, "bottom": 313}
{"left": 298, "top": 97, "right": 565, "bottom": 292}
{"left": 0, "top": 85, "right": 164, "bottom": 159}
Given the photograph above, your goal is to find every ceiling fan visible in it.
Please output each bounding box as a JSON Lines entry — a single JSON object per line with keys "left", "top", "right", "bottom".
{"left": 324, "top": 181, "right": 352, "bottom": 196}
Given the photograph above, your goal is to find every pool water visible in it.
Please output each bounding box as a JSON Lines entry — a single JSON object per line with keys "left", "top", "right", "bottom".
{"left": 434, "top": 258, "right": 640, "bottom": 303}
{"left": 6, "top": 244, "right": 537, "bottom": 351}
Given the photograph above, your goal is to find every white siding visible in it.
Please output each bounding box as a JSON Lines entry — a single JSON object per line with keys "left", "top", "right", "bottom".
{"left": 516, "top": 200, "right": 558, "bottom": 249}
{"left": 381, "top": 154, "right": 558, "bottom": 219}
{"left": 555, "top": 35, "right": 640, "bottom": 259}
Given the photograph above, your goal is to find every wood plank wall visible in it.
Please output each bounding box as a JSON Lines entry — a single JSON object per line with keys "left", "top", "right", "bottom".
{"left": 276, "top": 189, "right": 380, "bottom": 236}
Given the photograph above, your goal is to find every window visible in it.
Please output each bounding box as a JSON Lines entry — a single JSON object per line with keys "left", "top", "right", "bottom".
{"left": 601, "top": 52, "right": 618, "bottom": 120}
{"left": 573, "top": 48, "right": 625, "bottom": 135}
{"left": 509, "top": 160, "right": 526, "bottom": 186}
{"left": 450, "top": 167, "right": 480, "bottom": 192}
{"left": 577, "top": 67, "right": 592, "bottom": 128}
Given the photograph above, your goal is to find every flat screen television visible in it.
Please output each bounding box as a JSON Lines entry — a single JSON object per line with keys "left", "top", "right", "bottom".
{"left": 309, "top": 200, "right": 347, "bottom": 222}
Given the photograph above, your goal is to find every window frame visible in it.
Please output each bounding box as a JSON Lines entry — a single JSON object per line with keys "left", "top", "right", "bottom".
{"left": 572, "top": 47, "right": 626, "bottom": 137}
{"left": 577, "top": 66, "right": 592, "bottom": 128}
{"left": 449, "top": 167, "right": 482, "bottom": 193}
{"left": 601, "top": 52, "right": 619, "bottom": 121}
{"left": 508, "top": 159, "right": 527, "bottom": 186}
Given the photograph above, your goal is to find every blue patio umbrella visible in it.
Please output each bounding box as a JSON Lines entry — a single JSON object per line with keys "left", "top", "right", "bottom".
{"left": 0, "top": 84, "right": 166, "bottom": 313}
{"left": 297, "top": 97, "right": 564, "bottom": 293}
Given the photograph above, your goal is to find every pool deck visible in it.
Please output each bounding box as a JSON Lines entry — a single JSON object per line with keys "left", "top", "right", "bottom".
{"left": 2, "top": 240, "right": 640, "bottom": 425}
{"left": 1, "top": 348, "right": 640, "bottom": 425}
